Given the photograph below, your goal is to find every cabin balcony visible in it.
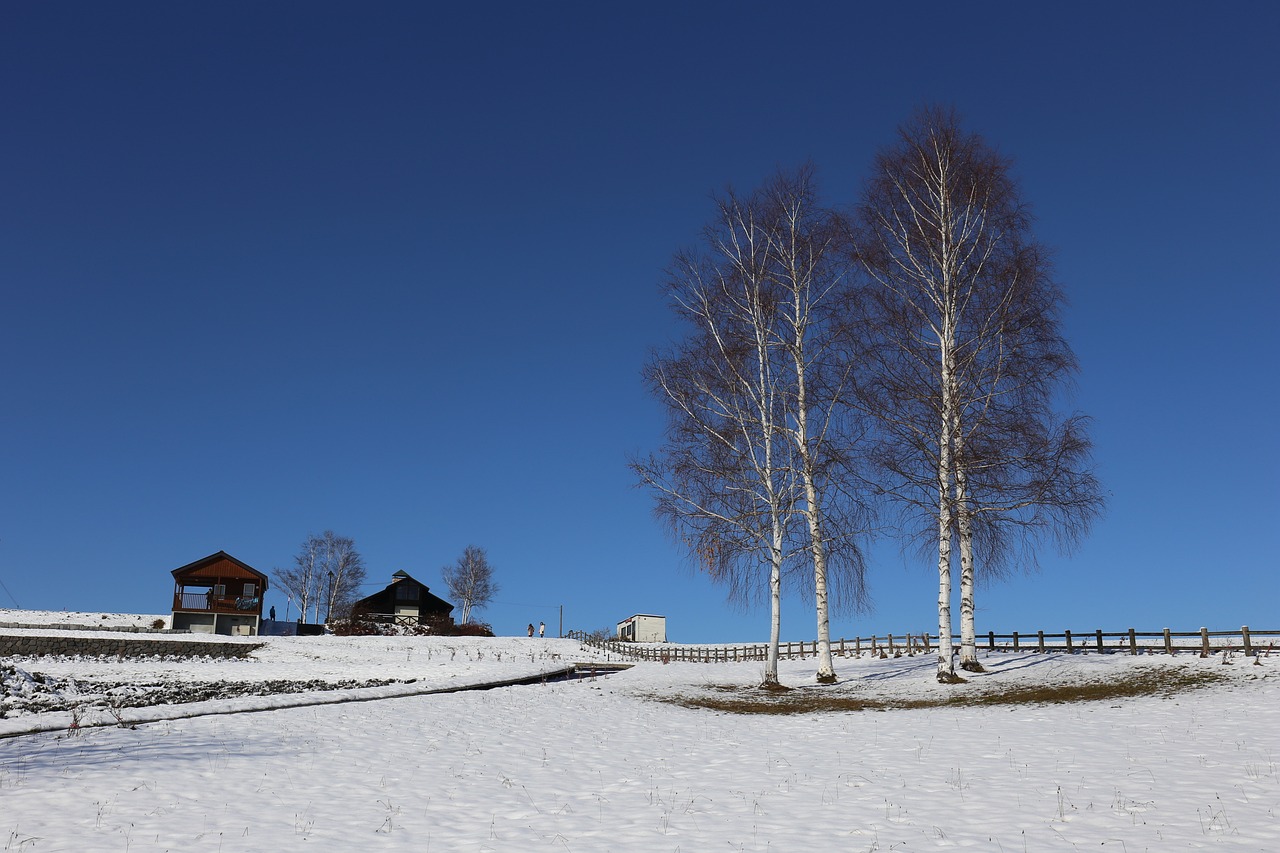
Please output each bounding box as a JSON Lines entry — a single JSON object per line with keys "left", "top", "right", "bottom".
{"left": 173, "top": 590, "right": 263, "bottom": 615}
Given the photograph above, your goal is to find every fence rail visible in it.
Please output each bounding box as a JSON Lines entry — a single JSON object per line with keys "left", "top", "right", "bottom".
{"left": 580, "top": 626, "right": 1279, "bottom": 663}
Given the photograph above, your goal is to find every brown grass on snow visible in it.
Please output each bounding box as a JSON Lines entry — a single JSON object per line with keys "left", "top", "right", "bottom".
{"left": 655, "top": 667, "right": 1227, "bottom": 715}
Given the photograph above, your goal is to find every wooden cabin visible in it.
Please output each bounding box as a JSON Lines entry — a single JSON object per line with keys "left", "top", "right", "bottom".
{"left": 170, "top": 551, "right": 268, "bottom": 635}
{"left": 352, "top": 570, "right": 454, "bottom": 627}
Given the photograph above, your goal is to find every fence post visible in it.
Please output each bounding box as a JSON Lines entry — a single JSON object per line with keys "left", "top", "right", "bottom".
{"left": 1037, "top": 630, "right": 1045, "bottom": 653}
{"left": 840, "top": 637, "right": 845, "bottom": 657}
{"left": 1129, "top": 628, "right": 1137, "bottom": 655}
{"left": 871, "top": 635, "right": 878, "bottom": 656}
{"left": 1096, "top": 629, "right": 1103, "bottom": 654}
{"left": 1163, "top": 628, "right": 1173, "bottom": 655}
{"left": 855, "top": 636, "right": 861, "bottom": 657}
{"left": 1012, "top": 631, "right": 1020, "bottom": 651}
{"left": 922, "top": 633, "right": 930, "bottom": 653}
{"left": 1243, "top": 626, "right": 1253, "bottom": 656}
{"left": 1065, "top": 630, "right": 1073, "bottom": 654}
{"left": 888, "top": 633, "right": 895, "bottom": 655}
{"left": 988, "top": 630, "right": 996, "bottom": 651}
{"left": 1200, "top": 627, "right": 1210, "bottom": 657}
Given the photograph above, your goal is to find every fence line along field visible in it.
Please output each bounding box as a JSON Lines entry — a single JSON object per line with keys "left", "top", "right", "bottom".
{"left": 581, "top": 625, "right": 1278, "bottom": 662}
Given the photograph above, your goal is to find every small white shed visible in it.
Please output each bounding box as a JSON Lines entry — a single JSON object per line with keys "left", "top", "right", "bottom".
{"left": 616, "top": 613, "right": 666, "bottom": 643}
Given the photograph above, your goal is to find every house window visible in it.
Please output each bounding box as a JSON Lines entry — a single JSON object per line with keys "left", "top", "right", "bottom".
{"left": 243, "top": 583, "right": 256, "bottom": 596}
{"left": 395, "top": 582, "right": 416, "bottom": 601}
{"left": 212, "top": 584, "right": 226, "bottom": 596}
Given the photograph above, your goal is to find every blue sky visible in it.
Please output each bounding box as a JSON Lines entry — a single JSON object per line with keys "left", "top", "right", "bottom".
{"left": 1, "top": 2, "right": 1276, "bottom": 642}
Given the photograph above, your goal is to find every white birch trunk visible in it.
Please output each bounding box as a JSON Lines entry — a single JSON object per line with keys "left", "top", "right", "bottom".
{"left": 936, "top": 464, "right": 956, "bottom": 680}
{"left": 794, "top": 353, "right": 836, "bottom": 682}
{"left": 955, "top": 450, "right": 980, "bottom": 670}
{"left": 297, "top": 542, "right": 317, "bottom": 625}
{"left": 936, "top": 341, "right": 958, "bottom": 682}
{"left": 790, "top": 293, "right": 836, "bottom": 683}
{"left": 803, "top": 473, "right": 836, "bottom": 682}
{"left": 765, "top": 528, "right": 783, "bottom": 686}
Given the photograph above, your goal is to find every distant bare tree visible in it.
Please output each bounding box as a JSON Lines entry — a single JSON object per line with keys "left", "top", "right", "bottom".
{"left": 442, "top": 545, "right": 499, "bottom": 625}
{"left": 856, "top": 106, "right": 1103, "bottom": 681}
{"left": 274, "top": 535, "right": 322, "bottom": 623}
{"left": 275, "top": 531, "right": 367, "bottom": 624}
{"left": 318, "top": 531, "right": 366, "bottom": 622}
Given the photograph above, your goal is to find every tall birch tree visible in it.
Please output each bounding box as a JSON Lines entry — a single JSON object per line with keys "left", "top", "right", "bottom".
{"left": 634, "top": 189, "right": 802, "bottom": 688}
{"left": 638, "top": 166, "right": 869, "bottom": 685}
{"left": 857, "top": 106, "right": 1102, "bottom": 681}
{"left": 761, "top": 166, "right": 868, "bottom": 683}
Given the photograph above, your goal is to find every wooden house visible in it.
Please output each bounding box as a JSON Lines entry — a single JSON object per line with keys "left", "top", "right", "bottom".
{"left": 617, "top": 613, "right": 666, "bottom": 643}
{"left": 352, "top": 570, "right": 454, "bottom": 626}
{"left": 170, "top": 551, "right": 268, "bottom": 636}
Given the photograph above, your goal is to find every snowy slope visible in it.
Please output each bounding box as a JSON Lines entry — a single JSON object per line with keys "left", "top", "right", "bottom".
{"left": 2, "top": 613, "right": 1277, "bottom": 851}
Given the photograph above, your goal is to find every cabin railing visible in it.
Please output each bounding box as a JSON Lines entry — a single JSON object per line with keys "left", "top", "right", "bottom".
{"left": 173, "top": 592, "right": 262, "bottom": 614}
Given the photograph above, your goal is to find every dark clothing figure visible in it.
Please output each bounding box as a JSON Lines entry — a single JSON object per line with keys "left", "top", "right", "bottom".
{"left": 527, "top": 623, "right": 534, "bottom": 637}
{"left": 269, "top": 606, "right": 276, "bottom": 621}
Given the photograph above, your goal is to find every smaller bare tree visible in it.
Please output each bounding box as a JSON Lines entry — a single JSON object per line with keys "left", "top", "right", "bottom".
{"left": 318, "top": 530, "right": 366, "bottom": 622}
{"left": 442, "top": 545, "right": 499, "bottom": 625}
{"left": 274, "top": 535, "right": 322, "bottom": 623}
{"left": 276, "top": 531, "right": 367, "bottom": 623}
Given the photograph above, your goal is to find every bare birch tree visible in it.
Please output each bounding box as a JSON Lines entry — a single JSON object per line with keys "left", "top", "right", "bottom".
{"left": 442, "top": 545, "right": 499, "bottom": 625}
{"left": 637, "top": 166, "right": 869, "bottom": 685}
{"left": 276, "top": 531, "right": 367, "bottom": 623}
{"left": 274, "top": 534, "right": 322, "bottom": 623}
{"left": 856, "top": 106, "right": 1102, "bottom": 681}
{"left": 633, "top": 191, "right": 802, "bottom": 687}
{"left": 318, "top": 530, "right": 366, "bottom": 622}
{"left": 762, "top": 166, "right": 870, "bottom": 683}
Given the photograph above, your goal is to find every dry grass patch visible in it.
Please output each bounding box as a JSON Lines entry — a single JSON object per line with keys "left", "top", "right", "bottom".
{"left": 657, "top": 667, "right": 1226, "bottom": 715}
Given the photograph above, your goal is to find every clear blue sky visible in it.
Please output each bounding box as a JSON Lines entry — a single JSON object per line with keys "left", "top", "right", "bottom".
{"left": 2, "top": 2, "right": 1276, "bottom": 642}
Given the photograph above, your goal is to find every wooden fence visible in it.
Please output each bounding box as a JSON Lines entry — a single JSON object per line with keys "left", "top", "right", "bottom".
{"left": 581, "top": 626, "right": 1279, "bottom": 663}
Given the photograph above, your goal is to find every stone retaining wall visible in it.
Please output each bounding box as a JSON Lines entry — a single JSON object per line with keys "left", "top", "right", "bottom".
{"left": 0, "top": 634, "right": 263, "bottom": 659}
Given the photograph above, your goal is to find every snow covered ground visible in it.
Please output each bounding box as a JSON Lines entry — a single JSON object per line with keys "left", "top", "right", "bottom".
{"left": 0, "top": 610, "right": 171, "bottom": 629}
{"left": 2, "top": 612, "right": 1277, "bottom": 851}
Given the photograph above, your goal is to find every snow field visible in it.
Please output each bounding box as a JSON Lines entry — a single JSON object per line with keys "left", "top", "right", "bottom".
{"left": 1, "top": 628, "right": 1277, "bottom": 851}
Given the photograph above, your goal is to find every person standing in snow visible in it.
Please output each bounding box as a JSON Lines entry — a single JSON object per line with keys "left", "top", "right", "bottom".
{"left": 539, "top": 622, "right": 546, "bottom": 638}
{"left": 527, "top": 623, "right": 534, "bottom": 637}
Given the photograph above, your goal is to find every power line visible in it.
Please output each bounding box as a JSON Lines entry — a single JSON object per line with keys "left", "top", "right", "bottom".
{"left": 0, "top": 576, "right": 19, "bottom": 609}
{"left": 486, "top": 598, "right": 562, "bottom": 610}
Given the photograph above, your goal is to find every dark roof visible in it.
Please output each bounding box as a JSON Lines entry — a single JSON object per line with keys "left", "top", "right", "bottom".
{"left": 355, "top": 571, "right": 454, "bottom": 614}
{"left": 170, "top": 550, "right": 269, "bottom": 583}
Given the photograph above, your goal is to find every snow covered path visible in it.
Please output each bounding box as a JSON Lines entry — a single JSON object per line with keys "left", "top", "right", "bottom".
{"left": 2, "top": 641, "right": 1277, "bottom": 851}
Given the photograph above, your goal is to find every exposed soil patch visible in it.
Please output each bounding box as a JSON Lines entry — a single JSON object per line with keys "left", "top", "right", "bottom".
{"left": 655, "top": 667, "right": 1227, "bottom": 715}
